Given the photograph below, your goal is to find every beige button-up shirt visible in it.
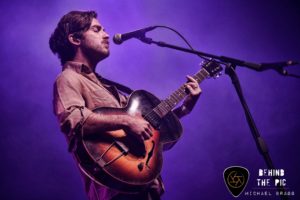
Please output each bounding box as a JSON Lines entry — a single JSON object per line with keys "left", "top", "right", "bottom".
{"left": 53, "top": 61, "right": 164, "bottom": 200}
{"left": 53, "top": 61, "right": 127, "bottom": 136}
{"left": 53, "top": 61, "right": 128, "bottom": 199}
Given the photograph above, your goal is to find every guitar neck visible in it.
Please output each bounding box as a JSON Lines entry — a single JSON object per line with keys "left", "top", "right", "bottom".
{"left": 153, "top": 68, "right": 210, "bottom": 118}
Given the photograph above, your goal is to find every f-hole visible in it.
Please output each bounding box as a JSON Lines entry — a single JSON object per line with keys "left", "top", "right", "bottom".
{"left": 146, "top": 140, "right": 155, "bottom": 168}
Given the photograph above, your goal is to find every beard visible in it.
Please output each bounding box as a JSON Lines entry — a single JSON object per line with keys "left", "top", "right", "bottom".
{"left": 81, "top": 39, "right": 110, "bottom": 63}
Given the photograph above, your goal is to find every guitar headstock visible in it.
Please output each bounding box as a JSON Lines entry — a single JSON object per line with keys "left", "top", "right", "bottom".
{"left": 202, "top": 60, "right": 223, "bottom": 78}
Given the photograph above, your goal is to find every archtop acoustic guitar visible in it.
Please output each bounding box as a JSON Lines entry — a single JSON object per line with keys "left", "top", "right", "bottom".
{"left": 74, "top": 60, "right": 222, "bottom": 193}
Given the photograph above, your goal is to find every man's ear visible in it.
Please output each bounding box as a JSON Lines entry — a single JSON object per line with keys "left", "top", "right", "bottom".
{"left": 68, "top": 34, "right": 81, "bottom": 46}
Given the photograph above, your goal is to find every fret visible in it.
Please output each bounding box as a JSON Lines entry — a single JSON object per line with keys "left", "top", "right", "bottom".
{"left": 166, "top": 96, "right": 174, "bottom": 106}
{"left": 170, "top": 94, "right": 179, "bottom": 105}
{"left": 145, "top": 61, "right": 221, "bottom": 120}
{"left": 162, "top": 100, "right": 172, "bottom": 111}
{"left": 194, "top": 69, "right": 208, "bottom": 82}
{"left": 150, "top": 66, "right": 213, "bottom": 118}
{"left": 156, "top": 104, "right": 164, "bottom": 117}
{"left": 200, "top": 69, "right": 209, "bottom": 78}
{"left": 155, "top": 101, "right": 169, "bottom": 117}
{"left": 155, "top": 107, "right": 163, "bottom": 118}
{"left": 152, "top": 106, "right": 162, "bottom": 118}
{"left": 144, "top": 109, "right": 161, "bottom": 129}
{"left": 194, "top": 73, "right": 203, "bottom": 82}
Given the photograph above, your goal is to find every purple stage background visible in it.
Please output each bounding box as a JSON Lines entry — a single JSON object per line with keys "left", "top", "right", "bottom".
{"left": 1, "top": 0, "right": 299, "bottom": 199}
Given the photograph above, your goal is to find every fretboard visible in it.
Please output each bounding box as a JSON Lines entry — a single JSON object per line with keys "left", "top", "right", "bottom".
{"left": 152, "top": 67, "right": 210, "bottom": 118}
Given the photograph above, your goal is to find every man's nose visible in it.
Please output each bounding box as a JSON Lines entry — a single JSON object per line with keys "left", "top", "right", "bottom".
{"left": 104, "top": 31, "right": 109, "bottom": 38}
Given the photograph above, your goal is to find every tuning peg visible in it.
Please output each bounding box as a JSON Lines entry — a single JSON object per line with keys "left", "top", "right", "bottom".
{"left": 213, "top": 72, "right": 222, "bottom": 79}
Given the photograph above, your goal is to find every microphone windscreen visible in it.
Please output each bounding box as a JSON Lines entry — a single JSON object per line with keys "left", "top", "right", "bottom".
{"left": 113, "top": 34, "right": 122, "bottom": 44}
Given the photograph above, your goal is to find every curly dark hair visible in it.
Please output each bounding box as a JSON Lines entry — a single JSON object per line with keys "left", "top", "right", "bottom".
{"left": 49, "top": 11, "right": 97, "bottom": 65}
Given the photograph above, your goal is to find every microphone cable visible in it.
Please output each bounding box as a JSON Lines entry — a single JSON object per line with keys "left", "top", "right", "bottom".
{"left": 153, "top": 25, "right": 211, "bottom": 61}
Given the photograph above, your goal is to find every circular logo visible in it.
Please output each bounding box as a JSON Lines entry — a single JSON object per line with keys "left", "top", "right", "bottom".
{"left": 227, "top": 170, "right": 245, "bottom": 188}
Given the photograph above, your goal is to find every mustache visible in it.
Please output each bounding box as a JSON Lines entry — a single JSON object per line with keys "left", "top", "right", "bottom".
{"left": 102, "top": 40, "right": 109, "bottom": 45}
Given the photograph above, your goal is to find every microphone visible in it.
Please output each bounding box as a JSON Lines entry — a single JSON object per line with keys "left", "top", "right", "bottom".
{"left": 113, "top": 26, "right": 157, "bottom": 44}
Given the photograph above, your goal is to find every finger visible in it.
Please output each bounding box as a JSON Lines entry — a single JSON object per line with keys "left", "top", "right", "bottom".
{"left": 140, "top": 134, "right": 147, "bottom": 142}
{"left": 145, "top": 127, "right": 153, "bottom": 138}
{"left": 184, "top": 84, "right": 191, "bottom": 94}
{"left": 186, "top": 75, "right": 197, "bottom": 83}
{"left": 198, "top": 86, "right": 202, "bottom": 93}
{"left": 142, "top": 131, "right": 151, "bottom": 140}
{"left": 186, "top": 82, "right": 198, "bottom": 89}
{"left": 146, "top": 129, "right": 153, "bottom": 137}
{"left": 186, "top": 84, "right": 201, "bottom": 96}
{"left": 185, "top": 84, "right": 193, "bottom": 92}
{"left": 147, "top": 124, "right": 154, "bottom": 136}
{"left": 137, "top": 134, "right": 145, "bottom": 143}
{"left": 186, "top": 84, "right": 192, "bottom": 90}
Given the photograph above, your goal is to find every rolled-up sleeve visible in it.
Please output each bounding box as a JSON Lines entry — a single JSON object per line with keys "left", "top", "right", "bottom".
{"left": 53, "top": 72, "right": 93, "bottom": 146}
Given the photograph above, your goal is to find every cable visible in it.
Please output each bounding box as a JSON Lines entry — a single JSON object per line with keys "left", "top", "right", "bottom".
{"left": 154, "top": 25, "right": 210, "bottom": 61}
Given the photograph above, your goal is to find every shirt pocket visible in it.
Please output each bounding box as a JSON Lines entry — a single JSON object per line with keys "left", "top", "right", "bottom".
{"left": 88, "top": 89, "right": 120, "bottom": 109}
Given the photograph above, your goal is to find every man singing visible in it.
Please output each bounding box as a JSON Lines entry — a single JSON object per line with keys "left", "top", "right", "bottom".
{"left": 50, "top": 10, "right": 201, "bottom": 200}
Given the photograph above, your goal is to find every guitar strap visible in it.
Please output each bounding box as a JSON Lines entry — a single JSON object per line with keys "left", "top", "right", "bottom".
{"left": 95, "top": 74, "right": 134, "bottom": 95}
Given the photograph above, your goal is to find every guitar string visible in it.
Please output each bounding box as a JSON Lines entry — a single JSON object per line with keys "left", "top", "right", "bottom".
{"left": 143, "top": 67, "right": 210, "bottom": 128}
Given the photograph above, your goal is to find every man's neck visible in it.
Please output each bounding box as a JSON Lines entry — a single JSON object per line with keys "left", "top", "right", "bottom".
{"left": 72, "top": 57, "right": 96, "bottom": 72}
{"left": 72, "top": 49, "right": 99, "bottom": 72}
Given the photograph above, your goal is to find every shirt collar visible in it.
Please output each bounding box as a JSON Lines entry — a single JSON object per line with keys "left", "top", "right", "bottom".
{"left": 63, "top": 61, "right": 102, "bottom": 85}
{"left": 62, "top": 61, "right": 122, "bottom": 104}
{"left": 63, "top": 61, "right": 93, "bottom": 74}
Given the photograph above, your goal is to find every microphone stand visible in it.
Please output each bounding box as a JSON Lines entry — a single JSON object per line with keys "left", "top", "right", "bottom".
{"left": 139, "top": 37, "right": 295, "bottom": 200}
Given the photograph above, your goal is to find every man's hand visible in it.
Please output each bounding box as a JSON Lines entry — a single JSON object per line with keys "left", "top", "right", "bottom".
{"left": 173, "top": 75, "right": 202, "bottom": 118}
{"left": 125, "top": 115, "right": 153, "bottom": 142}
{"left": 184, "top": 75, "right": 201, "bottom": 96}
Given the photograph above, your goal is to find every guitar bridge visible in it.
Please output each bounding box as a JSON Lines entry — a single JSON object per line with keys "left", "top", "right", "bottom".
{"left": 96, "top": 141, "right": 129, "bottom": 168}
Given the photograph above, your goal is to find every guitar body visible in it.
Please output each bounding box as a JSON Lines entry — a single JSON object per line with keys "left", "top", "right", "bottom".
{"left": 74, "top": 90, "right": 183, "bottom": 193}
